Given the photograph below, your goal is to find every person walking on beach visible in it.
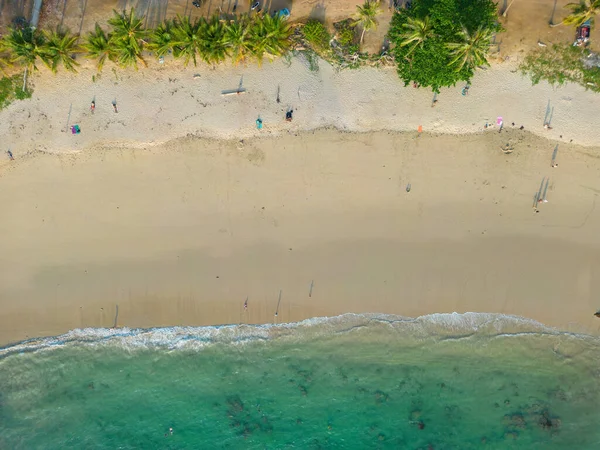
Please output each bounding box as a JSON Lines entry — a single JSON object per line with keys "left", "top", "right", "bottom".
{"left": 7, "top": 150, "right": 14, "bottom": 160}
{"left": 90, "top": 100, "right": 95, "bottom": 114}
{"left": 112, "top": 100, "right": 118, "bottom": 113}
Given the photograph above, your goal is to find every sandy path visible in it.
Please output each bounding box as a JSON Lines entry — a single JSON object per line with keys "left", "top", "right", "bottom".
{"left": 1, "top": 56, "right": 599, "bottom": 160}
{"left": 1, "top": 129, "right": 599, "bottom": 345}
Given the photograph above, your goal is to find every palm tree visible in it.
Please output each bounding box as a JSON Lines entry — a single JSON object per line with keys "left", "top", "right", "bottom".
{"left": 563, "top": 0, "right": 600, "bottom": 27}
{"left": 198, "top": 15, "right": 229, "bottom": 65}
{"left": 249, "top": 13, "right": 292, "bottom": 64}
{"left": 224, "top": 15, "right": 253, "bottom": 65}
{"left": 147, "top": 19, "right": 175, "bottom": 58}
{"left": 107, "top": 8, "right": 147, "bottom": 69}
{"left": 171, "top": 15, "right": 202, "bottom": 66}
{"left": 40, "top": 27, "right": 80, "bottom": 73}
{"left": 398, "top": 16, "right": 433, "bottom": 57}
{"left": 352, "top": 0, "right": 382, "bottom": 45}
{"left": 82, "top": 23, "right": 115, "bottom": 72}
{"left": 446, "top": 24, "right": 493, "bottom": 71}
{"left": 2, "top": 26, "right": 46, "bottom": 71}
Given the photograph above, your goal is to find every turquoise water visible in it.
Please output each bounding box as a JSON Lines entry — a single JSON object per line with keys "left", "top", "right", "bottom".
{"left": 1, "top": 313, "right": 600, "bottom": 449}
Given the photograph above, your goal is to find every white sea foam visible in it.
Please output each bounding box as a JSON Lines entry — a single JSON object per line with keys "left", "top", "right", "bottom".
{"left": 1, "top": 312, "right": 593, "bottom": 358}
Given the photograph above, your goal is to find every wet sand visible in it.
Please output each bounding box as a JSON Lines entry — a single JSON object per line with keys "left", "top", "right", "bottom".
{"left": 1, "top": 129, "right": 599, "bottom": 345}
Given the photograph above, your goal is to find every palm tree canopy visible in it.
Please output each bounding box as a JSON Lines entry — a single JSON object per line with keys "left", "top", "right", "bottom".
{"left": 2, "top": 27, "right": 46, "bottom": 70}
{"left": 148, "top": 19, "right": 175, "bottom": 57}
{"left": 249, "top": 14, "right": 292, "bottom": 63}
{"left": 353, "top": 0, "right": 382, "bottom": 43}
{"left": 224, "top": 15, "right": 253, "bottom": 65}
{"left": 446, "top": 24, "right": 493, "bottom": 71}
{"left": 563, "top": 0, "right": 600, "bottom": 27}
{"left": 108, "top": 8, "right": 147, "bottom": 68}
{"left": 82, "top": 24, "right": 115, "bottom": 72}
{"left": 198, "top": 15, "right": 229, "bottom": 65}
{"left": 172, "top": 15, "right": 202, "bottom": 66}
{"left": 40, "top": 27, "right": 80, "bottom": 73}
{"left": 398, "top": 16, "right": 433, "bottom": 56}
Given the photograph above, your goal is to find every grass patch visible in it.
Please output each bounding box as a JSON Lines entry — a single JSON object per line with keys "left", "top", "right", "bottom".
{"left": 520, "top": 43, "right": 600, "bottom": 93}
{"left": 0, "top": 74, "right": 33, "bottom": 110}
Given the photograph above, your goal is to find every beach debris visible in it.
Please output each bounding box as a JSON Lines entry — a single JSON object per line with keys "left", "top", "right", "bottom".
{"left": 193, "top": 73, "right": 201, "bottom": 79}
{"left": 418, "top": 125, "right": 422, "bottom": 133}
{"left": 406, "top": 183, "right": 411, "bottom": 192}
{"left": 594, "top": 310, "right": 600, "bottom": 318}
{"left": 502, "top": 142, "right": 514, "bottom": 154}
{"left": 222, "top": 76, "right": 246, "bottom": 95}
{"left": 309, "top": 280, "right": 314, "bottom": 297}
{"left": 276, "top": 85, "right": 281, "bottom": 103}
{"left": 538, "top": 40, "right": 547, "bottom": 47}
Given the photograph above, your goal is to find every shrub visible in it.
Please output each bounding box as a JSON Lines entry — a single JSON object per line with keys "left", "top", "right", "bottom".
{"left": 303, "top": 20, "right": 329, "bottom": 50}
{"left": 388, "top": 0, "right": 500, "bottom": 92}
{"left": 0, "top": 74, "right": 32, "bottom": 109}
{"left": 520, "top": 43, "right": 600, "bottom": 93}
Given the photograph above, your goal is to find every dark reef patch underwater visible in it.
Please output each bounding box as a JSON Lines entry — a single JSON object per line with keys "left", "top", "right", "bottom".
{"left": 1, "top": 313, "right": 599, "bottom": 449}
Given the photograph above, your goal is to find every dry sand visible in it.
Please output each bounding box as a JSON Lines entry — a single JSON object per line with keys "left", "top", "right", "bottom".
{"left": 1, "top": 55, "right": 600, "bottom": 345}
{"left": 1, "top": 126, "right": 600, "bottom": 345}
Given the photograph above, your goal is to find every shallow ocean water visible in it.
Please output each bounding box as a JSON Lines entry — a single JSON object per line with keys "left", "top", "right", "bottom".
{"left": 1, "top": 313, "right": 599, "bottom": 449}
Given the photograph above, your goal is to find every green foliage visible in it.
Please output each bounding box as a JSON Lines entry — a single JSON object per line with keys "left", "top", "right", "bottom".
{"left": 1, "top": 27, "right": 46, "bottom": 71}
{"left": 40, "top": 27, "right": 80, "bottom": 73}
{"left": 107, "top": 8, "right": 148, "bottom": 69}
{"left": 82, "top": 24, "right": 115, "bottom": 72}
{"left": 388, "top": 0, "right": 500, "bottom": 92}
{"left": 224, "top": 15, "right": 253, "bottom": 65}
{"left": 249, "top": 13, "right": 292, "bottom": 64}
{"left": 303, "top": 20, "right": 330, "bottom": 50}
{"left": 352, "top": 0, "right": 382, "bottom": 45}
{"left": 0, "top": 74, "right": 32, "bottom": 110}
{"left": 562, "top": 0, "right": 600, "bottom": 28}
{"left": 198, "top": 15, "right": 229, "bottom": 65}
{"left": 147, "top": 19, "right": 175, "bottom": 57}
{"left": 519, "top": 43, "right": 600, "bottom": 92}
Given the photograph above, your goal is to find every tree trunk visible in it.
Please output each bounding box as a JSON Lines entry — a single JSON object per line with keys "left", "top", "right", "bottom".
{"left": 502, "top": 0, "right": 516, "bottom": 17}
{"left": 361, "top": 28, "right": 366, "bottom": 45}
{"left": 22, "top": 67, "right": 28, "bottom": 92}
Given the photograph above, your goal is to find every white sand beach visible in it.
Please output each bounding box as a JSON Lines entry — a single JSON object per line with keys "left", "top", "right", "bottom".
{"left": 1, "top": 58, "right": 600, "bottom": 345}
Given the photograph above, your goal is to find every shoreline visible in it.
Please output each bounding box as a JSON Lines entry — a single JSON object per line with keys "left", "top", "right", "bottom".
{"left": 1, "top": 128, "right": 600, "bottom": 345}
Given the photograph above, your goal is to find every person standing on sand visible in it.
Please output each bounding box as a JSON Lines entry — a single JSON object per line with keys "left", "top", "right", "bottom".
{"left": 112, "top": 100, "right": 118, "bottom": 113}
{"left": 7, "top": 150, "right": 14, "bottom": 160}
{"left": 90, "top": 101, "right": 95, "bottom": 114}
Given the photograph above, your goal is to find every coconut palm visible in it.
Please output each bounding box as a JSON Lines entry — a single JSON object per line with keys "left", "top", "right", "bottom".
{"left": 107, "top": 8, "right": 147, "bottom": 68}
{"left": 398, "top": 16, "right": 433, "bottom": 57}
{"left": 198, "top": 15, "right": 229, "bottom": 65}
{"left": 563, "top": 0, "right": 600, "bottom": 27}
{"left": 171, "top": 15, "right": 202, "bottom": 66}
{"left": 1, "top": 26, "right": 46, "bottom": 71}
{"left": 224, "top": 15, "right": 253, "bottom": 65}
{"left": 249, "top": 13, "right": 292, "bottom": 64}
{"left": 446, "top": 24, "right": 493, "bottom": 71}
{"left": 40, "top": 27, "right": 80, "bottom": 73}
{"left": 147, "top": 19, "right": 175, "bottom": 58}
{"left": 352, "top": 0, "right": 382, "bottom": 45}
{"left": 82, "top": 23, "right": 115, "bottom": 72}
